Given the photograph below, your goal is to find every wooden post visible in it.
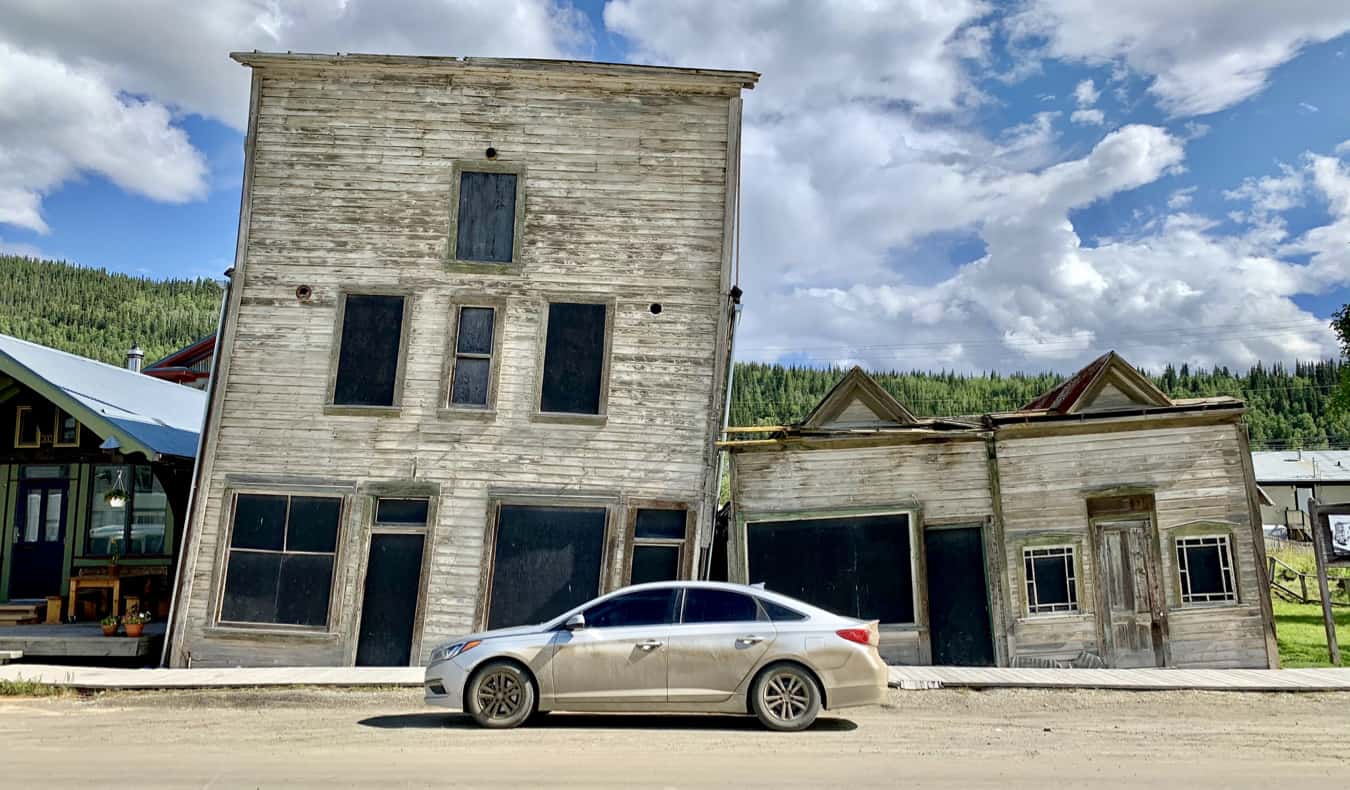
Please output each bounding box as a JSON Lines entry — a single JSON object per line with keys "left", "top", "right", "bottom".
{"left": 1310, "top": 499, "right": 1342, "bottom": 666}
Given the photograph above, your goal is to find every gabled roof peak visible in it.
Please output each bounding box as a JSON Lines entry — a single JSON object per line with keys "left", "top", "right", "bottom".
{"left": 1022, "top": 350, "right": 1171, "bottom": 414}
{"left": 799, "top": 366, "right": 918, "bottom": 431}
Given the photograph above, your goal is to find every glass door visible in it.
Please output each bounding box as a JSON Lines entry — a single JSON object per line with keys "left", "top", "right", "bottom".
{"left": 9, "top": 479, "right": 68, "bottom": 600}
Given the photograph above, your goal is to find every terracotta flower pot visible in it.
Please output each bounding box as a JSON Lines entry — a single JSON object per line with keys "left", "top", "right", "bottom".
{"left": 124, "top": 623, "right": 144, "bottom": 638}
{"left": 101, "top": 624, "right": 118, "bottom": 637}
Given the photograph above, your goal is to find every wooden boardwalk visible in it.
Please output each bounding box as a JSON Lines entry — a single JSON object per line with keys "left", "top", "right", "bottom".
{"left": 888, "top": 666, "right": 1350, "bottom": 692}
{"left": 0, "top": 664, "right": 423, "bottom": 689}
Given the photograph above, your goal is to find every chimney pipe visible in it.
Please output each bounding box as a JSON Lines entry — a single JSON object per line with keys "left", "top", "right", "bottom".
{"left": 126, "top": 343, "right": 144, "bottom": 373}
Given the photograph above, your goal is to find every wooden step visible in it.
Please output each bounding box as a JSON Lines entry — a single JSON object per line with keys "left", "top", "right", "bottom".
{"left": 0, "top": 602, "right": 44, "bottom": 626}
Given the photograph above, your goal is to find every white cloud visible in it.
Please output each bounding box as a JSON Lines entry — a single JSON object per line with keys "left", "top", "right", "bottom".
{"left": 0, "top": 44, "right": 208, "bottom": 233}
{"left": 1167, "top": 186, "right": 1197, "bottom": 209}
{"left": 1299, "top": 102, "right": 1320, "bottom": 113}
{"left": 1009, "top": 1, "right": 1350, "bottom": 116}
{"left": 1070, "top": 108, "right": 1104, "bottom": 125}
{"left": 1073, "top": 78, "right": 1098, "bottom": 107}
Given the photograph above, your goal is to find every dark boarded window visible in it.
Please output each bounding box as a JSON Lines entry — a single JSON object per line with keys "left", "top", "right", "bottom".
{"left": 1176, "top": 535, "right": 1237, "bottom": 604}
{"left": 456, "top": 171, "right": 518, "bottom": 263}
{"left": 220, "top": 493, "right": 342, "bottom": 628}
{"left": 628, "top": 507, "right": 689, "bottom": 585}
{"left": 449, "top": 306, "right": 496, "bottom": 407}
{"left": 488, "top": 505, "right": 607, "bottom": 629}
{"left": 583, "top": 587, "right": 677, "bottom": 628}
{"left": 540, "top": 302, "right": 607, "bottom": 415}
{"left": 747, "top": 513, "right": 913, "bottom": 623}
{"left": 1024, "top": 546, "right": 1079, "bottom": 615}
{"left": 333, "top": 294, "right": 405, "bottom": 407}
{"left": 375, "top": 498, "right": 430, "bottom": 526}
{"left": 682, "top": 588, "right": 762, "bottom": 623}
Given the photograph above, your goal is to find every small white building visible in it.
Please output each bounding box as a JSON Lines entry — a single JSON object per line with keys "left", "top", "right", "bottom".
{"left": 1251, "top": 450, "right": 1350, "bottom": 540}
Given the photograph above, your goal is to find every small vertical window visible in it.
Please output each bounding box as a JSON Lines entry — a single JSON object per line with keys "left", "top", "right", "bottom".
{"left": 1024, "top": 546, "right": 1079, "bottom": 615}
{"left": 332, "top": 294, "right": 406, "bottom": 408}
{"left": 454, "top": 169, "right": 521, "bottom": 264}
{"left": 628, "top": 507, "right": 690, "bottom": 585}
{"left": 449, "top": 306, "right": 497, "bottom": 408}
{"left": 1176, "top": 535, "right": 1237, "bottom": 605}
{"left": 14, "top": 405, "right": 41, "bottom": 448}
{"left": 539, "top": 302, "right": 609, "bottom": 416}
{"left": 54, "top": 409, "right": 80, "bottom": 447}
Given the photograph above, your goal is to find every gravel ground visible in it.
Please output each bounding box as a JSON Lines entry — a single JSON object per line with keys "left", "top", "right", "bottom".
{"left": 2, "top": 686, "right": 1348, "bottom": 788}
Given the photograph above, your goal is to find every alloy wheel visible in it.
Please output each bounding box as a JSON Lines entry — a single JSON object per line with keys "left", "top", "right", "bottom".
{"left": 475, "top": 669, "right": 524, "bottom": 719}
{"left": 761, "top": 671, "right": 810, "bottom": 723}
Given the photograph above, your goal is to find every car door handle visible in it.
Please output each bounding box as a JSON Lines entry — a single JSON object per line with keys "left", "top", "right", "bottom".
{"left": 636, "top": 640, "right": 663, "bottom": 651}
{"left": 736, "top": 635, "right": 765, "bottom": 646}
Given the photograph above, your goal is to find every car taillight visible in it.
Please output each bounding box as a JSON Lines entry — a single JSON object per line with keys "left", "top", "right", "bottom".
{"left": 836, "top": 621, "right": 880, "bottom": 647}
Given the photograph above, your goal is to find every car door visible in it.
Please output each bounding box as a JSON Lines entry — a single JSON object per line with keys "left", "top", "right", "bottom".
{"left": 666, "top": 588, "right": 776, "bottom": 704}
{"left": 549, "top": 587, "right": 677, "bottom": 707}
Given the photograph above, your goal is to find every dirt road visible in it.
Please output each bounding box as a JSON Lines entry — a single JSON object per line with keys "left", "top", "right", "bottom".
{"left": 2, "top": 686, "right": 1347, "bottom": 788}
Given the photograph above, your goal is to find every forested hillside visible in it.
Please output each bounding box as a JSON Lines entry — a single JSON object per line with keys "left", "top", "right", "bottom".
{"left": 1, "top": 255, "right": 1344, "bottom": 450}
{"left": 730, "top": 360, "right": 1349, "bottom": 451}
{"left": 0, "top": 255, "right": 222, "bottom": 365}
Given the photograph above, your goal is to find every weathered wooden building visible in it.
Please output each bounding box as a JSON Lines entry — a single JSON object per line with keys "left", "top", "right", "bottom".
{"left": 724, "top": 353, "right": 1279, "bottom": 669}
{"left": 0, "top": 334, "right": 204, "bottom": 657}
{"left": 167, "top": 53, "right": 756, "bottom": 667}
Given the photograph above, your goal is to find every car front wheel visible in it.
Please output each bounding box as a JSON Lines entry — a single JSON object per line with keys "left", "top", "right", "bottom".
{"left": 465, "top": 661, "right": 535, "bottom": 729}
{"left": 751, "top": 663, "right": 821, "bottom": 732}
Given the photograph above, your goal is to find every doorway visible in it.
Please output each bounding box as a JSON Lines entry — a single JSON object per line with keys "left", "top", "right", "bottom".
{"left": 9, "top": 479, "right": 68, "bottom": 600}
{"left": 1094, "top": 519, "right": 1164, "bottom": 668}
{"left": 355, "top": 533, "right": 426, "bottom": 666}
{"left": 924, "top": 526, "right": 995, "bottom": 666}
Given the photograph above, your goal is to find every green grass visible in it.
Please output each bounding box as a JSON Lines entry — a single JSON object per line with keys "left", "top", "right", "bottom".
{"left": 1273, "top": 599, "right": 1350, "bottom": 667}
{"left": 0, "top": 678, "right": 70, "bottom": 697}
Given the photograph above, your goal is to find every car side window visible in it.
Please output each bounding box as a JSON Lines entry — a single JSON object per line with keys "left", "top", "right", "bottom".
{"left": 582, "top": 588, "right": 677, "bottom": 628}
{"left": 759, "top": 599, "right": 808, "bottom": 622}
{"left": 681, "top": 589, "right": 764, "bottom": 624}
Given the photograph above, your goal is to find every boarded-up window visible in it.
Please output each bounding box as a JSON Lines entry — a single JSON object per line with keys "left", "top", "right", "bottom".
{"left": 220, "top": 493, "right": 342, "bottom": 628}
{"left": 1024, "top": 546, "right": 1079, "bottom": 615}
{"left": 455, "top": 171, "right": 518, "bottom": 263}
{"left": 487, "top": 504, "right": 607, "bottom": 629}
{"left": 540, "top": 302, "right": 607, "bottom": 415}
{"left": 746, "top": 514, "right": 914, "bottom": 623}
{"left": 449, "top": 306, "right": 496, "bottom": 407}
{"left": 628, "top": 507, "right": 689, "bottom": 585}
{"left": 1176, "top": 535, "right": 1236, "bottom": 604}
{"left": 333, "top": 294, "right": 405, "bottom": 407}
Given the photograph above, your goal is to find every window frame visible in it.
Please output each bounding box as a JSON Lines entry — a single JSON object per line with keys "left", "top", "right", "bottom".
{"left": 1173, "top": 531, "right": 1240, "bottom": 607}
{"left": 475, "top": 492, "right": 622, "bottom": 631}
{"left": 440, "top": 297, "right": 506, "bottom": 418}
{"left": 52, "top": 408, "right": 81, "bottom": 448}
{"left": 211, "top": 485, "right": 350, "bottom": 634}
{"left": 1022, "top": 543, "right": 1081, "bottom": 617}
{"left": 446, "top": 160, "right": 527, "bottom": 272}
{"left": 14, "top": 405, "right": 41, "bottom": 448}
{"left": 83, "top": 463, "right": 172, "bottom": 558}
{"left": 623, "top": 500, "right": 697, "bottom": 586}
{"left": 532, "top": 295, "right": 616, "bottom": 425}
{"left": 324, "top": 288, "right": 414, "bottom": 416}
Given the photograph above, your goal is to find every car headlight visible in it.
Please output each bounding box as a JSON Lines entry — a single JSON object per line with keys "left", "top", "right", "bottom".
{"left": 430, "top": 639, "right": 481, "bottom": 664}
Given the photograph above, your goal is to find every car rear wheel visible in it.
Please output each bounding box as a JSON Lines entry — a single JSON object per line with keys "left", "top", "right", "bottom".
{"left": 751, "top": 664, "right": 821, "bottom": 732}
{"left": 466, "top": 661, "right": 535, "bottom": 729}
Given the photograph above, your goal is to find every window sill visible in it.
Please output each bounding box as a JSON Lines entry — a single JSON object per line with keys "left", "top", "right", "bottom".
{"left": 323, "top": 405, "right": 402, "bottom": 418}
{"left": 204, "top": 624, "right": 340, "bottom": 642}
{"left": 1170, "top": 601, "right": 1243, "bottom": 612}
{"left": 437, "top": 406, "right": 497, "bottom": 421}
{"left": 530, "top": 411, "right": 607, "bottom": 427}
{"left": 445, "top": 259, "right": 522, "bottom": 275}
{"left": 1018, "top": 612, "right": 1090, "bottom": 623}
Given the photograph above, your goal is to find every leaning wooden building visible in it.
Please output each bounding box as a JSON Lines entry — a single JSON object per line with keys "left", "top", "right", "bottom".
{"left": 167, "top": 53, "right": 756, "bottom": 667}
{"left": 723, "top": 353, "right": 1279, "bottom": 669}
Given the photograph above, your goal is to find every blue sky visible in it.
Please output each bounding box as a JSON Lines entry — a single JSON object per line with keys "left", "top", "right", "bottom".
{"left": 3, "top": 1, "right": 1350, "bottom": 373}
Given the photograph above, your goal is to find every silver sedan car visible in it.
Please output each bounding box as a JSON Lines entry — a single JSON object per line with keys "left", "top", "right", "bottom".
{"left": 424, "top": 581, "right": 887, "bottom": 731}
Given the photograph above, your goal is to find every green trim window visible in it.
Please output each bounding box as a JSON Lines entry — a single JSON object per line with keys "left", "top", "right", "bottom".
{"left": 1176, "top": 535, "right": 1237, "bottom": 605}
{"left": 1024, "top": 545, "right": 1079, "bottom": 615}
{"left": 86, "top": 465, "right": 169, "bottom": 557}
{"left": 14, "top": 405, "right": 41, "bottom": 448}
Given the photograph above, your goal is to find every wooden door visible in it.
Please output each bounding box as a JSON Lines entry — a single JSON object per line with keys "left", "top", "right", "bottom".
{"left": 1095, "top": 520, "right": 1163, "bottom": 668}
{"left": 9, "top": 480, "right": 68, "bottom": 600}
{"left": 355, "top": 533, "right": 425, "bottom": 666}
{"left": 924, "top": 527, "right": 996, "bottom": 666}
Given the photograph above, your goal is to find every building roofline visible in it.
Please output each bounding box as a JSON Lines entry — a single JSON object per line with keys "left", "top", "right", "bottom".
{"left": 230, "top": 51, "right": 760, "bottom": 89}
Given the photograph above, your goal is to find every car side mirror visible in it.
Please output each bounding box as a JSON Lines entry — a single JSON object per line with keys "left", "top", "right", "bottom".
{"left": 564, "top": 614, "right": 586, "bottom": 631}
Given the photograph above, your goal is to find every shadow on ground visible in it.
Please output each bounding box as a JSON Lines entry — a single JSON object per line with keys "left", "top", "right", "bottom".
{"left": 358, "top": 712, "right": 858, "bottom": 732}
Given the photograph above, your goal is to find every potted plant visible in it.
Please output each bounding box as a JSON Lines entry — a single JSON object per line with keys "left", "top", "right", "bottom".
{"left": 122, "top": 610, "right": 150, "bottom": 638}
{"left": 100, "top": 614, "right": 119, "bottom": 637}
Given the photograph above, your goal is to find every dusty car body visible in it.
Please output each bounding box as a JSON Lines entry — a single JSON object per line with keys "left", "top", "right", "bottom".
{"left": 424, "top": 581, "right": 887, "bottom": 730}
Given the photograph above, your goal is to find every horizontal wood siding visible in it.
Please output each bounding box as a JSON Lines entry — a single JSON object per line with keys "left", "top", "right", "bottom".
{"left": 175, "top": 65, "right": 737, "bottom": 667}
{"left": 998, "top": 422, "right": 1270, "bottom": 667}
